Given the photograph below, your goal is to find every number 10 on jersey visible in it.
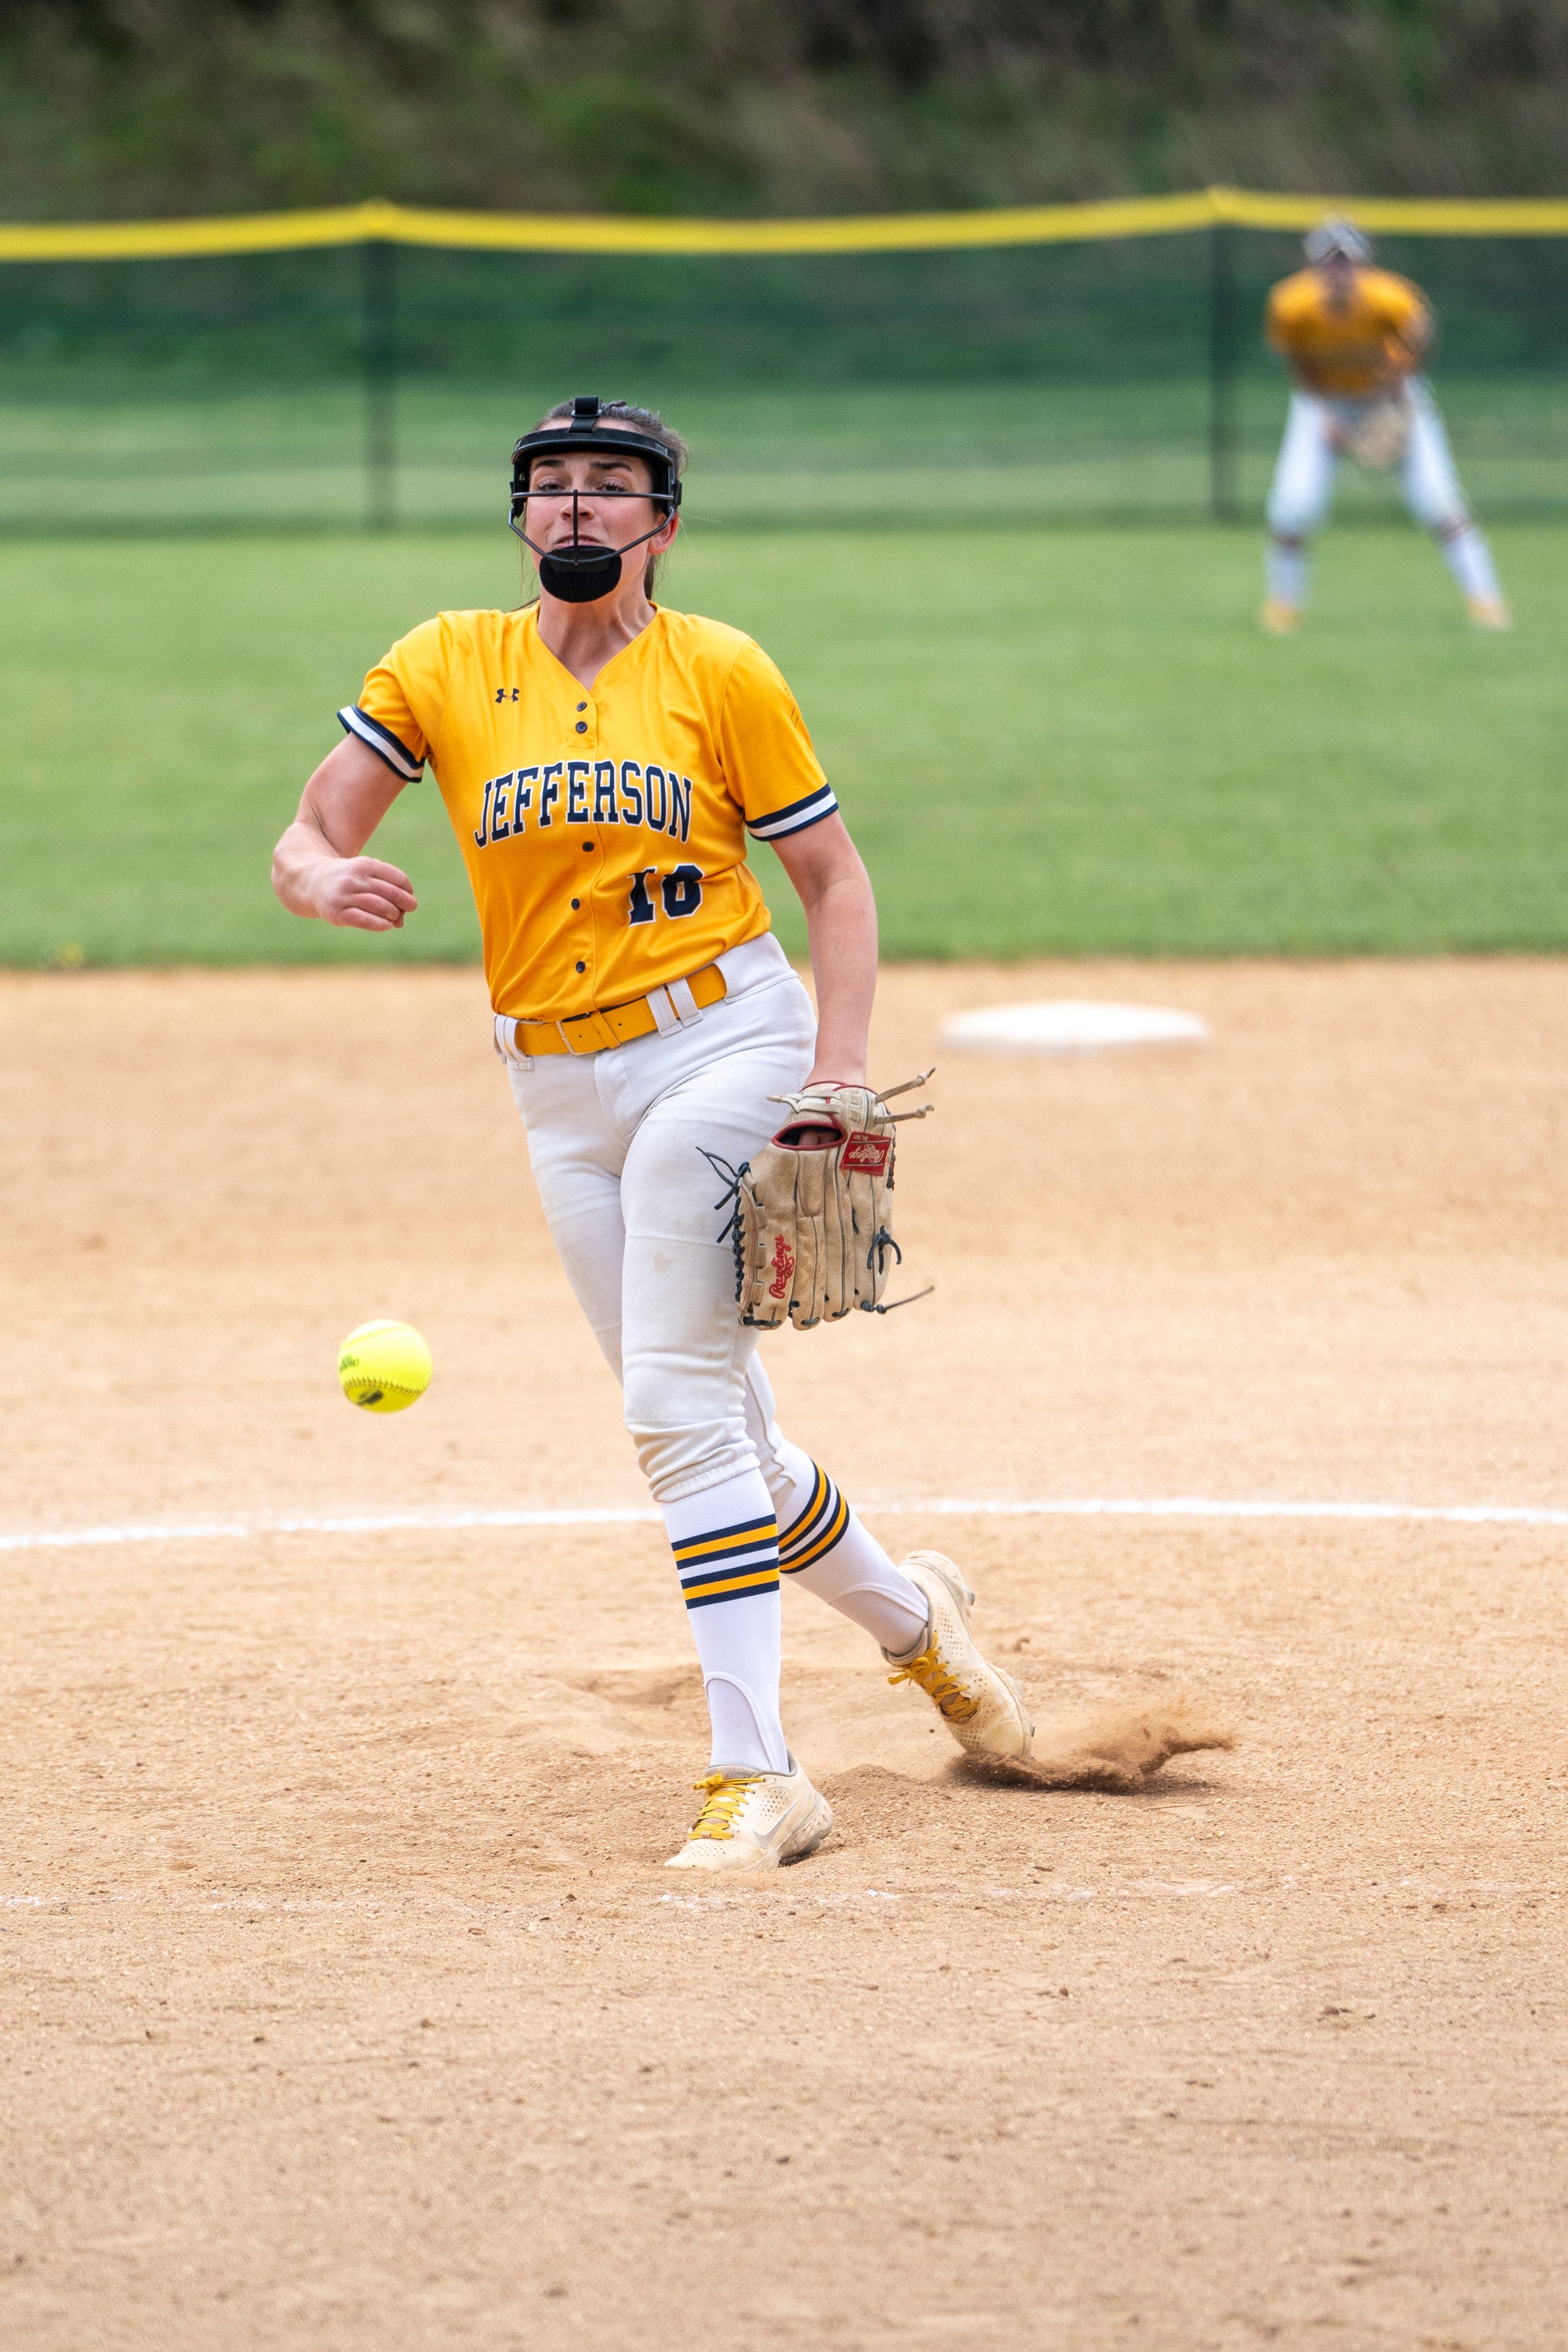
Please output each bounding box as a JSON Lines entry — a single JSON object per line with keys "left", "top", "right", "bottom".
{"left": 628, "top": 866, "right": 704, "bottom": 924}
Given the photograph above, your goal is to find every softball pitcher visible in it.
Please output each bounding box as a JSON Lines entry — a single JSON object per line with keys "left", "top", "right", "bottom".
{"left": 272, "top": 395, "right": 1032, "bottom": 1872}
{"left": 1261, "top": 218, "right": 1508, "bottom": 634}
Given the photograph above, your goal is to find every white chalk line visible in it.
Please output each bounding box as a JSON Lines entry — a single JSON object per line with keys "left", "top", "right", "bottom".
{"left": 4, "top": 1494, "right": 1568, "bottom": 1557}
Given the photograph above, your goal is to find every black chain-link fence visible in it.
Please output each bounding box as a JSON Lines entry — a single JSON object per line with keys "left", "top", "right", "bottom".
{"left": 5, "top": 221, "right": 1568, "bottom": 533}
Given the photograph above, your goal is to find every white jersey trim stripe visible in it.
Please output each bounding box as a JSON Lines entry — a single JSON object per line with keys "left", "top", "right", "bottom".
{"left": 746, "top": 781, "right": 838, "bottom": 841}
{"left": 337, "top": 704, "right": 425, "bottom": 781}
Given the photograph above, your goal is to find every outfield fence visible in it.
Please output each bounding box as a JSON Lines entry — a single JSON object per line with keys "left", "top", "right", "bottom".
{"left": 4, "top": 187, "right": 1568, "bottom": 535}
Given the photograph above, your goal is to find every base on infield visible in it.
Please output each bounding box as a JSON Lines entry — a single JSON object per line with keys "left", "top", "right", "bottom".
{"left": 939, "top": 997, "right": 1210, "bottom": 1055}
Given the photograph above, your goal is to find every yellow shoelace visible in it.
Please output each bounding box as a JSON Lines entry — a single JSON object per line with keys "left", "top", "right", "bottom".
{"left": 886, "top": 1642, "right": 978, "bottom": 1722}
{"left": 686, "top": 1770, "right": 761, "bottom": 1841}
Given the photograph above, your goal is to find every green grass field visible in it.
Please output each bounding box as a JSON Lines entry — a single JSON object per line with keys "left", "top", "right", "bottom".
{"left": 4, "top": 521, "right": 1565, "bottom": 965}
{"left": 6, "top": 376, "right": 1568, "bottom": 534}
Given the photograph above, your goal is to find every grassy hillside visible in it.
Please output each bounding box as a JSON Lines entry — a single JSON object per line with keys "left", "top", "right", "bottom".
{"left": 5, "top": 3, "right": 1568, "bottom": 222}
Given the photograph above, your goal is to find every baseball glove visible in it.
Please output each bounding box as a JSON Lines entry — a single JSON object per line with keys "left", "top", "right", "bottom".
{"left": 704, "top": 1072, "right": 935, "bottom": 1331}
{"left": 1341, "top": 393, "right": 1411, "bottom": 472}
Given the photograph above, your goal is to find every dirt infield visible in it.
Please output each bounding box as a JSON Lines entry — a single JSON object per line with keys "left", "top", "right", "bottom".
{"left": 4, "top": 958, "right": 1566, "bottom": 2351}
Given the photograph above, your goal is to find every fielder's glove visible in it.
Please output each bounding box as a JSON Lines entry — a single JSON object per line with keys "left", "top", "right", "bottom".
{"left": 1341, "top": 392, "right": 1411, "bottom": 472}
{"left": 704, "top": 1072, "right": 935, "bottom": 1330}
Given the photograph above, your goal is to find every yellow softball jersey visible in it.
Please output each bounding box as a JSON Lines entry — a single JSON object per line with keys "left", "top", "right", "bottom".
{"left": 1266, "top": 266, "right": 1429, "bottom": 396}
{"left": 339, "top": 605, "right": 837, "bottom": 1021}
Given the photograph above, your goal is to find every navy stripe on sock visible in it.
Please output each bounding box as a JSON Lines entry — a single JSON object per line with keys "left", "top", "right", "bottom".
{"left": 779, "top": 1463, "right": 849, "bottom": 1574}
{"left": 672, "top": 1506, "right": 780, "bottom": 1610}
{"left": 679, "top": 1553, "right": 780, "bottom": 1609}
{"left": 683, "top": 1573, "right": 780, "bottom": 1610}
{"left": 670, "top": 1510, "right": 777, "bottom": 1565}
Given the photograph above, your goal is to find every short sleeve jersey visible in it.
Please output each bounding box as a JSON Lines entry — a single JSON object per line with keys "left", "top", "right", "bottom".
{"left": 1265, "top": 267, "right": 1429, "bottom": 396}
{"left": 339, "top": 605, "right": 837, "bottom": 1020}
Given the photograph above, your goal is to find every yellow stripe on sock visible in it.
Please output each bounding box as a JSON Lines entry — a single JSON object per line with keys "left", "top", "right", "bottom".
{"left": 680, "top": 1567, "right": 781, "bottom": 1604}
{"left": 782, "top": 1491, "right": 849, "bottom": 1573}
{"left": 670, "top": 1519, "right": 778, "bottom": 1564}
{"left": 780, "top": 1466, "right": 829, "bottom": 1547}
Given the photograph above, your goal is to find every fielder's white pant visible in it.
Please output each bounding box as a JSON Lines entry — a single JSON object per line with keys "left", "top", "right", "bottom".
{"left": 500, "top": 932, "right": 814, "bottom": 1505}
{"left": 1266, "top": 379, "right": 1471, "bottom": 539}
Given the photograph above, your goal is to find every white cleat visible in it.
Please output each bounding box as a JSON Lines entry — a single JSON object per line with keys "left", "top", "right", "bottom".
{"left": 664, "top": 1757, "right": 834, "bottom": 1873}
{"left": 886, "top": 1551, "right": 1035, "bottom": 1761}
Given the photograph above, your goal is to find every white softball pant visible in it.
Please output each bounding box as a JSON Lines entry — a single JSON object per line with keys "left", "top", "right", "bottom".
{"left": 500, "top": 932, "right": 815, "bottom": 1505}
{"left": 1266, "top": 379, "right": 1472, "bottom": 538}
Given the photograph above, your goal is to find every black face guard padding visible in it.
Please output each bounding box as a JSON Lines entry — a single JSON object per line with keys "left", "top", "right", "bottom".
{"left": 509, "top": 394, "right": 682, "bottom": 603}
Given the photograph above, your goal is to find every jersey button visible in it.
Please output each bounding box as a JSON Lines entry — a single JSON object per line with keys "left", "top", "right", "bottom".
{"left": 575, "top": 721, "right": 588, "bottom": 733}
{"left": 576, "top": 701, "right": 587, "bottom": 712}
{"left": 571, "top": 898, "right": 581, "bottom": 910}
{"left": 575, "top": 961, "right": 586, "bottom": 973}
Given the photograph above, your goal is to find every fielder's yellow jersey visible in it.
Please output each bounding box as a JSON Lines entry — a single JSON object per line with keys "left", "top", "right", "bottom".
{"left": 340, "top": 605, "right": 837, "bottom": 1020}
{"left": 1266, "top": 266, "right": 1429, "bottom": 396}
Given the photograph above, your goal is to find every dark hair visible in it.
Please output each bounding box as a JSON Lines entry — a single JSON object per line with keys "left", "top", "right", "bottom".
{"left": 524, "top": 398, "right": 688, "bottom": 600}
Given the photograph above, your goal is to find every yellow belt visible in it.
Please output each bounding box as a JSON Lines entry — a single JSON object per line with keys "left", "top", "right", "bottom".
{"left": 505, "top": 962, "right": 728, "bottom": 1057}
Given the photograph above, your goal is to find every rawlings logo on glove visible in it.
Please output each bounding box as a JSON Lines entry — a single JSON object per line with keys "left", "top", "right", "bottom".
{"left": 704, "top": 1072, "right": 935, "bottom": 1331}
{"left": 768, "top": 1234, "right": 795, "bottom": 1300}
{"left": 840, "top": 1131, "right": 892, "bottom": 1175}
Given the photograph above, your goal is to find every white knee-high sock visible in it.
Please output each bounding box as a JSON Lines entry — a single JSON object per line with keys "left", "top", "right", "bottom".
{"left": 662, "top": 1470, "right": 788, "bottom": 1775}
{"left": 1435, "top": 520, "right": 1502, "bottom": 603}
{"left": 766, "top": 1440, "right": 930, "bottom": 1657}
{"left": 1266, "top": 535, "right": 1310, "bottom": 608}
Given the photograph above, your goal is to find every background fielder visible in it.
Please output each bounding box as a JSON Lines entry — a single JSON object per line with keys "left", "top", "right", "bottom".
{"left": 272, "top": 396, "right": 1032, "bottom": 1872}
{"left": 1261, "top": 216, "right": 1508, "bottom": 635}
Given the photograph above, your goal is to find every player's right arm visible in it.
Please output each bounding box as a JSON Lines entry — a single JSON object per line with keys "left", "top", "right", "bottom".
{"left": 1266, "top": 283, "right": 1335, "bottom": 394}
{"left": 271, "top": 734, "right": 419, "bottom": 931}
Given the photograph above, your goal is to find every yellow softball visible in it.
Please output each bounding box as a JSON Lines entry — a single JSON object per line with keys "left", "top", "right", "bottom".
{"left": 337, "top": 1319, "right": 432, "bottom": 1414}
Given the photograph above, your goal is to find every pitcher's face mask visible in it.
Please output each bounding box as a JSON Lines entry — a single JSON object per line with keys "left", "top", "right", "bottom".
{"left": 509, "top": 396, "right": 682, "bottom": 604}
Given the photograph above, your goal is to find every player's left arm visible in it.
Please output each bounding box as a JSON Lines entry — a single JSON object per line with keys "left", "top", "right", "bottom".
{"left": 768, "top": 813, "right": 877, "bottom": 1089}
{"left": 1385, "top": 286, "right": 1434, "bottom": 378}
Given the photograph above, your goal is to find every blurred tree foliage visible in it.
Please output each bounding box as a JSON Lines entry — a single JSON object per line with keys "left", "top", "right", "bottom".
{"left": 4, "top": 2, "right": 1568, "bottom": 218}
